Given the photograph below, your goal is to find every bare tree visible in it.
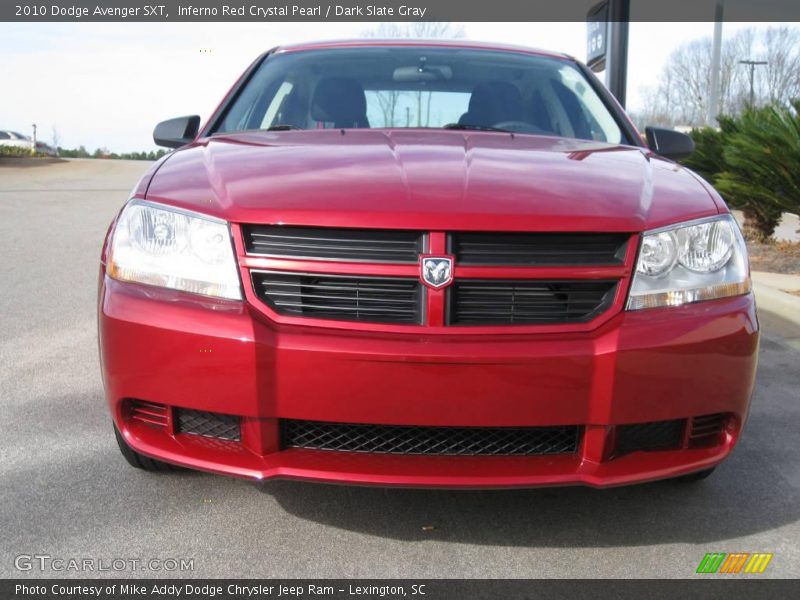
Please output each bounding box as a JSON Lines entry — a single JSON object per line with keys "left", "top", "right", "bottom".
{"left": 363, "top": 22, "right": 466, "bottom": 40}
{"left": 633, "top": 26, "right": 800, "bottom": 129}
{"left": 761, "top": 27, "right": 800, "bottom": 105}
{"left": 361, "top": 22, "right": 465, "bottom": 127}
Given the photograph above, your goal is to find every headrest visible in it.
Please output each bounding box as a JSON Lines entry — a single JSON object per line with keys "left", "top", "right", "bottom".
{"left": 310, "top": 77, "right": 368, "bottom": 125}
{"left": 467, "top": 81, "right": 524, "bottom": 123}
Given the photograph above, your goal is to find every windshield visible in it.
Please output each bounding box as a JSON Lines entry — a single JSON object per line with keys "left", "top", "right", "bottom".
{"left": 213, "top": 46, "right": 626, "bottom": 144}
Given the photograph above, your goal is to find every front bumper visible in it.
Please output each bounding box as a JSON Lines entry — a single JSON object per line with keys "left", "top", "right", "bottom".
{"left": 99, "top": 277, "right": 759, "bottom": 488}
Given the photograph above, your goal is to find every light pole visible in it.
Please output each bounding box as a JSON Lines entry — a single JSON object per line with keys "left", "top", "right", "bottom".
{"left": 31, "top": 123, "right": 37, "bottom": 156}
{"left": 585, "top": 0, "right": 629, "bottom": 107}
{"left": 707, "top": 1, "right": 724, "bottom": 126}
{"left": 605, "top": 0, "right": 630, "bottom": 107}
{"left": 739, "top": 59, "right": 768, "bottom": 107}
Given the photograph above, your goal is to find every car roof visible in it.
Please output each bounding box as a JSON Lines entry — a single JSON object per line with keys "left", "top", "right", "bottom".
{"left": 272, "top": 39, "right": 574, "bottom": 62}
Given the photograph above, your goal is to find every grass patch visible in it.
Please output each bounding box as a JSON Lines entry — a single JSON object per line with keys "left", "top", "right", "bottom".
{"left": 748, "top": 240, "right": 800, "bottom": 274}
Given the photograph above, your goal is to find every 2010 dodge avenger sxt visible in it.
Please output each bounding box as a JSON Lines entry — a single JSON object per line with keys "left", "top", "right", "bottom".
{"left": 98, "top": 40, "right": 759, "bottom": 487}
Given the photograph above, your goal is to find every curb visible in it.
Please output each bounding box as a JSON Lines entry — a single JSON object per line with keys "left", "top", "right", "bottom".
{"left": 753, "top": 282, "right": 800, "bottom": 326}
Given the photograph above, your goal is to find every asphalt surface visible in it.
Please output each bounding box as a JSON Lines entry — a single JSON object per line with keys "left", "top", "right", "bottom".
{"left": 1, "top": 158, "right": 798, "bottom": 579}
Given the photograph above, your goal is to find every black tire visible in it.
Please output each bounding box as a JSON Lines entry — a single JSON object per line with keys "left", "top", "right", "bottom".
{"left": 113, "top": 425, "right": 178, "bottom": 472}
{"left": 677, "top": 467, "right": 716, "bottom": 482}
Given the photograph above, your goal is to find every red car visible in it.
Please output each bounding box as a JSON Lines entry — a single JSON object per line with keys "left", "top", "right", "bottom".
{"left": 99, "top": 40, "right": 758, "bottom": 488}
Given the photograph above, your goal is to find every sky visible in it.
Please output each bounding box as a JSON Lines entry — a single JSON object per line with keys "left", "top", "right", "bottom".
{"left": 0, "top": 21, "right": 791, "bottom": 152}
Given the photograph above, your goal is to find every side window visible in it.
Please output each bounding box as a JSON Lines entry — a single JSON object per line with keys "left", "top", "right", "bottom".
{"left": 0, "top": 132, "right": 10, "bottom": 140}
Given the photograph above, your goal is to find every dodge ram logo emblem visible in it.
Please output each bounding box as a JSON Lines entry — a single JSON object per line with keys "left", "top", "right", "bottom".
{"left": 420, "top": 256, "right": 454, "bottom": 289}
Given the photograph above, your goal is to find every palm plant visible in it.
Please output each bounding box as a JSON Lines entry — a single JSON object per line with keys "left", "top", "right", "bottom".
{"left": 714, "top": 102, "right": 799, "bottom": 241}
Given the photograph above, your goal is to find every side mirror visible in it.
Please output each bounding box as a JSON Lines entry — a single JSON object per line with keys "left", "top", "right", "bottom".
{"left": 644, "top": 126, "right": 694, "bottom": 161}
{"left": 153, "top": 115, "right": 201, "bottom": 149}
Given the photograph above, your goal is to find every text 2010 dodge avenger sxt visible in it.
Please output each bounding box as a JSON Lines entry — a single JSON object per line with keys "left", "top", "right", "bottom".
{"left": 98, "top": 41, "right": 758, "bottom": 487}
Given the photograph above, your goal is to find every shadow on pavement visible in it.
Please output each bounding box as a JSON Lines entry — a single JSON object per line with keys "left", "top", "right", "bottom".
{"left": 255, "top": 308, "right": 800, "bottom": 549}
{"left": 257, "top": 349, "right": 799, "bottom": 548}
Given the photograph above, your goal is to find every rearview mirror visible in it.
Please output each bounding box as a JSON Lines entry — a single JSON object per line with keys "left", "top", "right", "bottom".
{"left": 393, "top": 65, "right": 453, "bottom": 82}
{"left": 644, "top": 126, "right": 694, "bottom": 161}
{"left": 153, "top": 115, "right": 201, "bottom": 148}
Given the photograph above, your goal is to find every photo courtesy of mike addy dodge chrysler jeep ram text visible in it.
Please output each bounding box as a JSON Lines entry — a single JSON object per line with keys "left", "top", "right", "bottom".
{"left": 98, "top": 40, "right": 758, "bottom": 488}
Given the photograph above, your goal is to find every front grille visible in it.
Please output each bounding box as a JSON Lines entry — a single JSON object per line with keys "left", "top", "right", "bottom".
{"left": 128, "top": 400, "right": 169, "bottom": 429}
{"left": 243, "top": 225, "right": 423, "bottom": 263}
{"left": 450, "top": 232, "right": 629, "bottom": 265}
{"left": 252, "top": 271, "right": 423, "bottom": 324}
{"left": 448, "top": 279, "right": 617, "bottom": 325}
{"left": 615, "top": 419, "right": 685, "bottom": 456}
{"left": 175, "top": 409, "right": 241, "bottom": 441}
{"left": 281, "top": 419, "right": 582, "bottom": 456}
{"left": 688, "top": 413, "right": 727, "bottom": 448}
{"left": 242, "top": 225, "right": 631, "bottom": 329}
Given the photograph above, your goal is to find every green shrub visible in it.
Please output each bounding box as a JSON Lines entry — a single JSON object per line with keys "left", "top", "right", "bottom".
{"left": 683, "top": 117, "right": 738, "bottom": 181}
{"left": 714, "top": 101, "right": 800, "bottom": 241}
{"left": 682, "top": 105, "right": 799, "bottom": 241}
{"left": 0, "top": 145, "right": 48, "bottom": 158}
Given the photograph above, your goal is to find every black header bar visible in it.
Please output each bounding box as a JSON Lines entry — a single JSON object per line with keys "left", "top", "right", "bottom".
{"left": 3, "top": 0, "right": 800, "bottom": 22}
{"left": 3, "top": 579, "right": 800, "bottom": 600}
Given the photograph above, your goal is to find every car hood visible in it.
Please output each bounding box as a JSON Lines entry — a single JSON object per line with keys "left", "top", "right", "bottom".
{"left": 145, "top": 129, "right": 722, "bottom": 232}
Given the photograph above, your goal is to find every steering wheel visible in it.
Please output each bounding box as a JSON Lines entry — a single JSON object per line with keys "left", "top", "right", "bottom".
{"left": 492, "top": 121, "right": 546, "bottom": 134}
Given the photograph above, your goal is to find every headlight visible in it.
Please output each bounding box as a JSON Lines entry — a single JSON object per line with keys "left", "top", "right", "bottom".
{"left": 627, "top": 214, "right": 750, "bottom": 310}
{"left": 108, "top": 200, "right": 242, "bottom": 300}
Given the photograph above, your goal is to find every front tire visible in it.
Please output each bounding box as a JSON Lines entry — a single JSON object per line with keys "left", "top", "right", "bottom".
{"left": 113, "top": 425, "right": 178, "bottom": 472}
{"left": 677, "top": 467, "right": 716, "bottom": 482}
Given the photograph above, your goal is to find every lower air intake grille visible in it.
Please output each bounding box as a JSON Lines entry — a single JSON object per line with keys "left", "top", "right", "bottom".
{"left": 689, "top": 413, "right": 727, "bottom": 448}
{"left": 281, "top": 420, "right": 582, "bottom": 456}
{"left": 176, "top": 409, "right": 241, "bottom": 442}
{"left": 252, "top": 271, "right": 423, "bottom": 324}
{"left": 448, "top": 279, "right": 617, "bottom": 325}
{"left": 615, "top": 419, "right": 685, "bottom": 456}
{"left": 128, "top": 400, "right": 169, "bottom": 429}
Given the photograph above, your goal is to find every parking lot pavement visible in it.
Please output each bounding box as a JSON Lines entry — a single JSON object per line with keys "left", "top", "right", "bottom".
{"left": 1, "top": 158, "right": 798, "bottom": 579}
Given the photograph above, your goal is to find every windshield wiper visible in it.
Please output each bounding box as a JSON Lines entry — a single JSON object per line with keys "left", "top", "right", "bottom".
{"left": 442, "top": 123, "right": 511, "bottom": 133}
{"left": 266, "top": 124, "right": 303, "bottom": 131}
